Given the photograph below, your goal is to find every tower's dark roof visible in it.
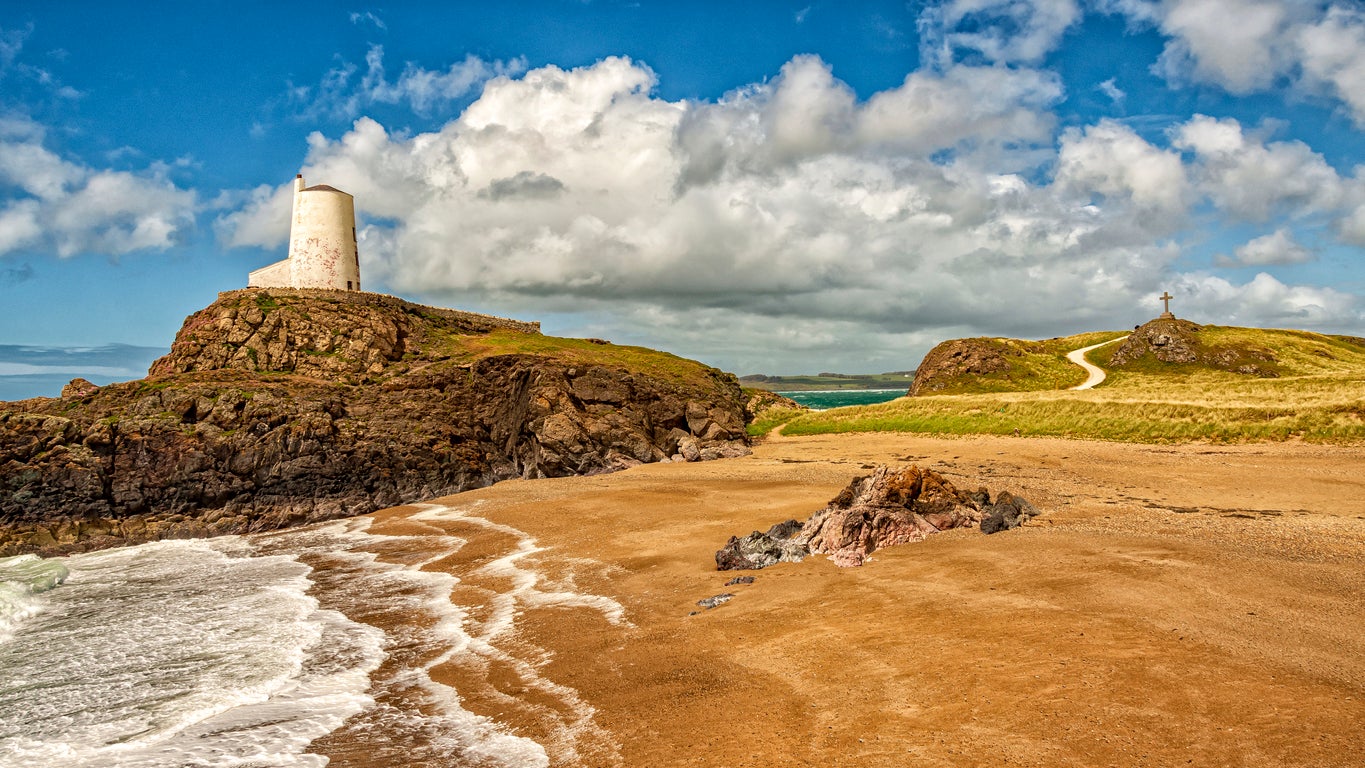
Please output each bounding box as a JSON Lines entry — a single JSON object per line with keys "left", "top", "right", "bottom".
{"left": 301, "top": 184, "right": 350, "bottom": 195}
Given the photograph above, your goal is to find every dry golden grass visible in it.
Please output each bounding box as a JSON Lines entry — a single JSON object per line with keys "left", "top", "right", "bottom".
{"left": 916, "top": 331, "right": 1129, "bottom": 394}
{"left": 423, "top": 328, "right": 732, "bottom": 387}
{"left": 780, "top": 328, "right": 1365, "bottom": 443}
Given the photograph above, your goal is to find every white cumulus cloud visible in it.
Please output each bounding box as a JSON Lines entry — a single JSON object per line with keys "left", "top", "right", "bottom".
{"left": 1152, "top": 0, "right": 1299, "bottom": 92}
{"left": 1175, "top": 271, "right": 1358, "bottom": 326}
{"left": 1055, "top": 119, "right": 1189, "bottom": 219}
{"left": 1173, "top": 114, "right": 1345, "bottom": 220}
{"left": 1216, "top": 228, "right": 1314, "bottom": 267}
{"left": 0, "top": 117, "right": 196, "bottom": 259}
{"left": 922, "top": 0, "right": 1082, "bottom": 65}
{"left": 1295, "top": 5, "right": 1365, "bottom": 124}
{"left": 1112, "top": 0, "right": 1365, "bottom": 127}
{"left": 1340, "top": 200, "right": 1365, "bottom": 246}
{"left": 220, "top": 55, "right": 1362, "bottom": 373}
{"left": 293, "top": 44, "right": 527, "bottom": 119}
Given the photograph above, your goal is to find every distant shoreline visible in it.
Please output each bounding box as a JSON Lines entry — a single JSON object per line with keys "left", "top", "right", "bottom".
{"left": 775, "top": 388, "right": 906, "bottom": 395}
{"left": 745, "top": 382, "right": 910, "bottom": 392}
{"left": 740, "top": 371, "right": 915, "bottom": 392}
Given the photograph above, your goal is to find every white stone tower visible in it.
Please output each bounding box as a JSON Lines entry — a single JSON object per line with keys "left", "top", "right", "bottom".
{"left": 248, "top": 175, "right": 362, "bottom": 291}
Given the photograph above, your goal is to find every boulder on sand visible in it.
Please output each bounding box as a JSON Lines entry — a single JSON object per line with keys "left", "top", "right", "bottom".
{"left": 980, "top": 491, "right": 1041, "bottom": 534}
{"left": 714, "top": 519, "right": 807, "bottom": 570}
{"left": 800, "top": 465, "right": 985, "bottom": 567}
{"left": 717, "top": 465, "right": 1039, "bottom": 569}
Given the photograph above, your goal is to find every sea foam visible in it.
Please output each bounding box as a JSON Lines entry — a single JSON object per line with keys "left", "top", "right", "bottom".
{"left": 0, "top": 538, "right": 383, "bottom": 768}
{"left": 0, "top": 553, "right": 69, "bottom": 644}
{"left": 265, "top": 504, "right": 627, "bottom": 767}
{"left": 0, "top": 503, "right": 625, "bottom": 767}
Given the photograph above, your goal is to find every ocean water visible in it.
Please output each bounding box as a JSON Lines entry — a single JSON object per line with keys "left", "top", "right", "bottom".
{"left": 778, "top": 389, "right": 905, "bottom": 411}
{"left": 0, "top": 503, "right": 625, "bottom": 767}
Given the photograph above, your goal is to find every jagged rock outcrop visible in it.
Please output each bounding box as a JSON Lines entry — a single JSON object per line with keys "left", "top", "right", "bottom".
{"left": 1109, "top": 317, "right": 1279, "bottom": 376}
{"left": 908, "top": 338, "right": 1033, "bottom": 396}
{"left": 150, "top": 288, "right": 541, "bottom": 380}
{"left": 1109, "top": 317, "right": 1203, "bottom": 366}
{"left": 743, "top": 389, "right": 806, "bottom": 421}
{"left": 716, "top": 465, "right": 1039, "bottom": 569}
{"left": 801, "top": 465, "right": 987, "bottom": 567}
{"left": 714, "top": 520, "right": 808, "bottom": 570}
{"left": 60, "top": 378, "right": 99, "bottom": 399}
{"left": 0, "top": 289, "right": 750, "bottom": 556}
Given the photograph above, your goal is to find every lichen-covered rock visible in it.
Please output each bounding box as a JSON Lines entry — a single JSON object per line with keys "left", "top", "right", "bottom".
{"left": 715, "top": 519, "right": 807, "bottom": 570}
{"left": 61, "top": 378, "right": 99, "bottom": 400}
{"left": 150, "top": 288, "right": 540, "bottom": 380}
{"left": 1109, "top": 318, "right": 1204, "bottom": 366}
{"left": 0, "top": 289, "right": 751, "bottom": 556}
{"left": 696, "top": 593, "right": 734, "bottom": 609}
{"left": 1108, "top": 317, "right": 1279, "bottom": 377}
{"left": 801, "top": 466, "right": 984, "bottom": 567}
{"left": 908, "top": 338, "right": 1030, "bottom": 396}
{"left": 716, "top": 465, "right": 1041, "bottom": 570}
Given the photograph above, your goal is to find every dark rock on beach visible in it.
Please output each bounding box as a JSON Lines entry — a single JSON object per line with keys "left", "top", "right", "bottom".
{"left": 715, "top": 520, "right": 808, "bottom": 571}
{"left": 0, "top": 288, "right": 751, "bottom": 556}
{"left": 980, "top": 491, "right": 1041, "bottom": 534}
{"left": 718, "top": 465, "right": 1041, "bottom": 569}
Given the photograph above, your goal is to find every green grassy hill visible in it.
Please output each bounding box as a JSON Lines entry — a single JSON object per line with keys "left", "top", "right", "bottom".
{"left": 759, "top": 324, "right": 1365, "bottom": 443}
{"left": 907, "top": 331, "right": 1127, "bottom": 395}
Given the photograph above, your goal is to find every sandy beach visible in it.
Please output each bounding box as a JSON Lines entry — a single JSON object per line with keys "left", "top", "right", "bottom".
{"left": 354, "top": 433, "right": 1365, "bottom": 767}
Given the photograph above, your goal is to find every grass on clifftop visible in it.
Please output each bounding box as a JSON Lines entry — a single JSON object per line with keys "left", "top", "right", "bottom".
{"left": 769, "top": 328, "right": 1365, "bottom": 444}
{"left": 421, "top": 328, "right": 731, "bottom": 388}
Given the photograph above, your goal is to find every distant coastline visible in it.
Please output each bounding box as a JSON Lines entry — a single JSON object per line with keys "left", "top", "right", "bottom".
{"left": 740, "top": 371, "right": 914, "bottom": 392}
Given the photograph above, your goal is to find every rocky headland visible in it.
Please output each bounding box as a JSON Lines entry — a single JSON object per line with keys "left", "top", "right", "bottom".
{"left": 1107, "top": 316, "right": 1279, "bottom": 376}
{"left": 907, "top": 338, "right": 1027, "bottom": 396}
{"left": 907, "top": 317, "right": 1327, "bottom": 397}
{"left": 0, "top": 288, "right": 750, "bottom": 555}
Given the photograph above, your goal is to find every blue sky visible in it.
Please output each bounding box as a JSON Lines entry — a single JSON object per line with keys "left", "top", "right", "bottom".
{"left": 2, "top": 0, "right": 1364, "bottom": 398}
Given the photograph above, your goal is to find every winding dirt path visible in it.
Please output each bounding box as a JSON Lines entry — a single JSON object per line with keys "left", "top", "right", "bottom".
{"left": 1067, "top": 335, "right": 1127, "bottom": 390}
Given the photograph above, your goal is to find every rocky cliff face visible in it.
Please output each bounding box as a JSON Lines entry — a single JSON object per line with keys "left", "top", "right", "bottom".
{"left": 0, "top": 289, "right": 749, "bottom": 555}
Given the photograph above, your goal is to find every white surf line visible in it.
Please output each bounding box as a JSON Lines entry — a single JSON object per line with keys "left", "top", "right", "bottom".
{"left": 1066, "top": 335, "right": 1129, "bottom": 390}
{"left": 408, "top": 502, "right": 628, "bottom": 767}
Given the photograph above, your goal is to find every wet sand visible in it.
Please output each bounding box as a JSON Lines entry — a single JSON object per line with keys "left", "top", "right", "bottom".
{"left": 363, "top": 433, "right": 1365, "bottom": 767}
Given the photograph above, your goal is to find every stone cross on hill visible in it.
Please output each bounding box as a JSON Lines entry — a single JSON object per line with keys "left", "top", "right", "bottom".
{"left": 1159, "top": 291, "right": 1175, "bottom": 319}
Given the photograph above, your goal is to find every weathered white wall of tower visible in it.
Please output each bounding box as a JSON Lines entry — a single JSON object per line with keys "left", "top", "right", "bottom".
{"left": 246, "top": 175, "right": 363, "bottom": 292}
{"left": 288, "top": 182, "right": 361, "bottom": 291}
{"left": 247, "top": 258, "right": 290, "bottom": 289}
